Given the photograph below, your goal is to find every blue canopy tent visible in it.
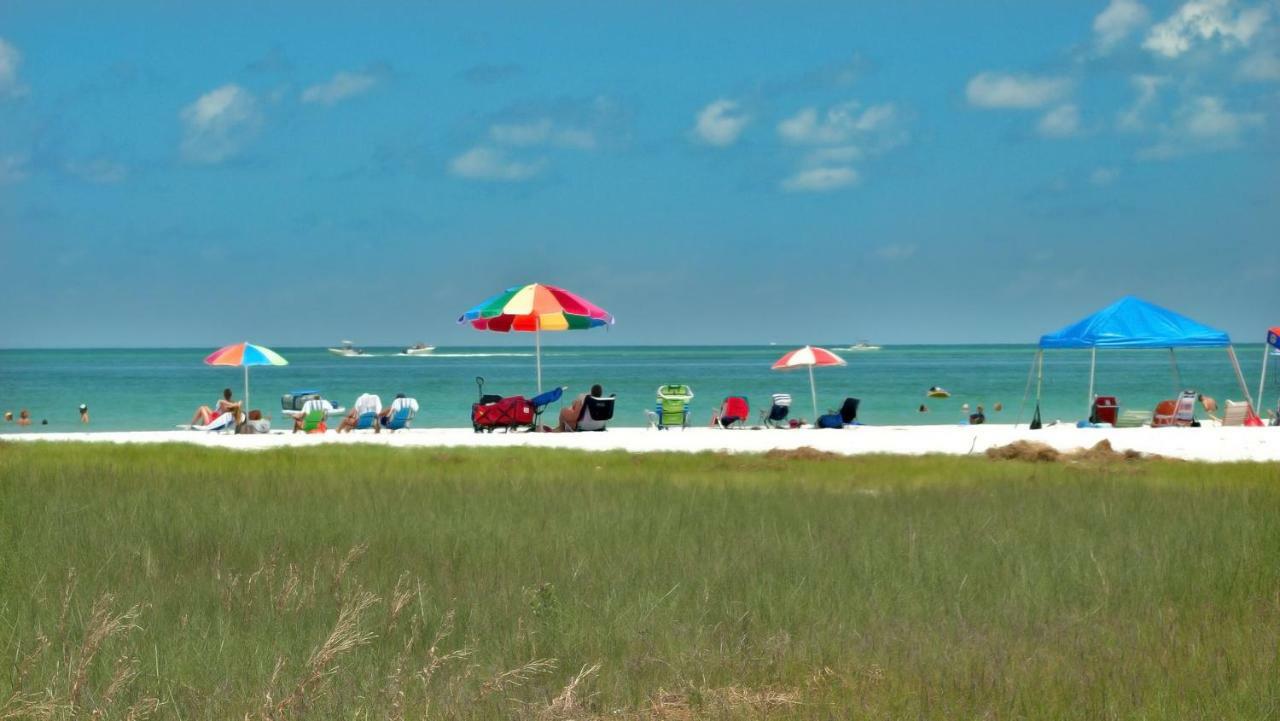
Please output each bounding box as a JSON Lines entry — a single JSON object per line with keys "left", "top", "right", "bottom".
{"left": 1026, "top": 296, "right": 1254, "bottom": 422}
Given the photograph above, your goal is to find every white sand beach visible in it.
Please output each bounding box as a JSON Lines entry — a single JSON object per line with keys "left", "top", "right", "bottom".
{"left": 4, "top": 425, "right": 1277, "bottom": 463}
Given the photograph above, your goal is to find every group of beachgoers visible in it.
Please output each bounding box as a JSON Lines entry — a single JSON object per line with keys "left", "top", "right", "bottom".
{"left": 2, "top": 405, "right": 89, "bottom": 427}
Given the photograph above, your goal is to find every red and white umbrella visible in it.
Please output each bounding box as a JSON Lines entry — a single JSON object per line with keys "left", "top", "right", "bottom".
{"left": 772, "top": 346, "right": 847, "bottom": 420}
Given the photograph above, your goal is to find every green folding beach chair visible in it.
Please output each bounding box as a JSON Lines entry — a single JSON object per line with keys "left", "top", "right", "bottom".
{"left": 295, "top": 400, "right": 328, "bottom": 434}
{"left": 1114, "top": 409, "right": 1151, "bottom": 428}
{"left": 650, "top": 384, "right": 694, "bottom": 429}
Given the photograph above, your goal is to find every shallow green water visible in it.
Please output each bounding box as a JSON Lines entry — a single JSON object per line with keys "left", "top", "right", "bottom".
{"left": 0, "top": 345, "right": 1274, "bottom": 432}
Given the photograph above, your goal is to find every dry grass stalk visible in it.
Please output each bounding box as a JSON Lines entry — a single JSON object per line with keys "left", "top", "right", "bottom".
{"left": 90, "top": 655, "right": 140, "bottom": 719}
{"left": 543, "top": 662, "right": 601, "bottom": 717}
{"left": 69, "top": 594, "right": 142, "bottom": 711}
{"left": 382, "top": 614, "right": 420, "bottom": 721}
{"left": 330, "top": 543, "right": 368, "bottom": 599}
{"left": 271, "top": 590, "right": 379, "bottom": 718}
{"left": 9, "top": 632, "right": 50, "bottom": 692}
{"left": 385, "top": 571, "right": 415, "bottom": 633}
{"left": 479, "top": 658, "right": 558, "bottom": 695}
{"left": 275, "top": 564, "right": 301, "bottom": 612}
{"left": 123, "top": 696, "right": 161, "bottom": 721}
{"left": 57, "top": 567, "right": 78, "bottom": 642}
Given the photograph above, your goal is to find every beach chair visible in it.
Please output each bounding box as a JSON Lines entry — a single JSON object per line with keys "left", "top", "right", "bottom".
{"left": 650, "top": 384, "right": 694, "bottom": 429}
{"left": 1115, "top": 409, "right": 1151, "bottom": 428}
{"left": 296, "top": 399, "right": 329, "bottom": 434}
{"left": 761, "top": 393, "right": 792, "bottom": 428}
{"left": 1221, "top": 400, "right": 1251, "bottom": 427}
{"left": 192, "top": 411, "right": 236, "bottom": 433}
{"left": 381, "top": 397, "right": 419, "bottom": 432}
{"left": 1151, "top": 399, "right": 1178, "bottom": 427}
{"left": 576, "top": 395, "right": 615, "bottom": 432}
{"left": 716, "top": 397, "right": 749, "bottom": 428}
{"left": 1172, "top": 390, "right": 1197, "bottom": 426}
{"left": 352, "top": 393, "right": 382, "bottom": 431}
{"left": 530, "top": 387, "right": 565, "bottom": 431}
{"left": 816, "top": 397, "right": 860, "bottom": 429}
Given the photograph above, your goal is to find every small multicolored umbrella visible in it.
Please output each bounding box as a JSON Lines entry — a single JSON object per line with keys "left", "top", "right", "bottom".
{"left": 771, "top": 345, "right": 847, "bottom": 420}
{"left": 459, "top": 283, "right": 613, "bottom": 391}
{"left": 204, "top": 342, "right": 288, "bottom": 410}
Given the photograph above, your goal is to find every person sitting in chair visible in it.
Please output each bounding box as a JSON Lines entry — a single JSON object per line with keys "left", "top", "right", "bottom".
{"left": 558, "top": 384, "right": 603, "bottom": 432}
{"left": 969, "top": 405, "right": 986, "bottom": 425}
{"left": 190, "top": 388, "right": 241, "bottom": 427}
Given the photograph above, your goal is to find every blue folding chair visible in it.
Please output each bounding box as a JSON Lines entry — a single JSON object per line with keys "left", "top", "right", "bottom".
{"left": 530, "top": 387, "right": 565, "bottom": 431}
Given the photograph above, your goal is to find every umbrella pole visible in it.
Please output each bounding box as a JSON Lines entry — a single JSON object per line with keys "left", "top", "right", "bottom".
{"left": 535, "top": 318, "right": 542, "bottom": 394}
{"left": 808, "top": 364, "right": 817, "bottom": 420}
{"left": 244, "top": 365, "right": 250, "bottom": 414}
{"left": 1087, "top": 347, "right": 1096, "bottom": 417}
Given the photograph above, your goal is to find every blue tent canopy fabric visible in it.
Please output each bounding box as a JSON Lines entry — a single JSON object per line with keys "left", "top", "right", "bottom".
{"left": 1039, "top": 296, "right": 1231, "bottom": 350}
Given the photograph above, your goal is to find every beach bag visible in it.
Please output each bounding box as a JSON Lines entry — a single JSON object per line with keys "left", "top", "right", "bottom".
{"left": 816, "top": 413, "right": 843, "bottom": 429}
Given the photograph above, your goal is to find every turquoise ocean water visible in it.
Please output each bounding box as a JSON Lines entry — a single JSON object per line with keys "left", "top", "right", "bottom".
{"left": 1, "top": 345, "right": 1275, "bottom": 433}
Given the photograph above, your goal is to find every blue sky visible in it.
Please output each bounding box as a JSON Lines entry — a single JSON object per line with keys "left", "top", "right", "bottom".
{"left": 1, "top": 0, "right": 1277, "bottom": 347}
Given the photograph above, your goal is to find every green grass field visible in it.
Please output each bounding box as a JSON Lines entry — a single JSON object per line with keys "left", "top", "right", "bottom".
{"left": 2, "top": 443, "right": 1279, "bottom": 720}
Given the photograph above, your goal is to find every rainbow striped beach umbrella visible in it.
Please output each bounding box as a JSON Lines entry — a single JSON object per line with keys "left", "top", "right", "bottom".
{"left": 203, "top": 342, "right": 288, "bottom": 410}
{"left": 459, "top": 283, "right": 613, "bottom": 392}
{"left": 772, "top": 345, "right": 847, "bottom": 420}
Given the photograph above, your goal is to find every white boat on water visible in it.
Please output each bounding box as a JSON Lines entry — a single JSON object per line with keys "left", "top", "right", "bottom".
{"left": 327, "top": 340, "right": 372, "bottom": 357}
{"left": 399, "top": 343, "right": 436, "bottom": 356}
{"left": 841, "top": 340, "right": 882, "bottom": 351}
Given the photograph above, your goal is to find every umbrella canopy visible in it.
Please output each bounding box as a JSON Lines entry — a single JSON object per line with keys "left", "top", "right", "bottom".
{"left": 459, "top": 283, "right": 613, "bottom": 391}
{"left": 771, "top": 345, "right": 846, "bottom": 420}
{"left": 204, "top": 342, "right": 288, "bottom": 410}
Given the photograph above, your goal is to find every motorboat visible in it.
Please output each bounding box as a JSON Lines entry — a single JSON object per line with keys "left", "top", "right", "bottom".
{"left": 327, "top": 340, "right": 371, "bottom": 357}
{"left": 841, "top": 340, "right": 882, "bottom": 351}
{"left": 399, "top": 343, "right": 436, "bottom": 356}
{"left": 926, "top": 386, "right": 951, "bottom": 399}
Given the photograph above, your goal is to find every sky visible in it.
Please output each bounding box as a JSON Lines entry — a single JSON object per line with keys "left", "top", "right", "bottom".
{"left": 1, "top": 0, "right": 1277, "bottom": 348}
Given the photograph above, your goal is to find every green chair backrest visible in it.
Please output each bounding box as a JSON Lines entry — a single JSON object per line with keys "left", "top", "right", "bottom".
{"left": 657, "top": 384, "right": 693, "bottom": 401}
{"left": 301, "top": 408, "right": 326, "bottom": 432}
{"left": 659, "top": 397, "right": 687, "bottom": 424}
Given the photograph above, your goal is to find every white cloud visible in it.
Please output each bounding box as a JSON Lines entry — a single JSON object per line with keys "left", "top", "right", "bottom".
{"left": 0, "top": 154, "right": 27, "bottom": 183}
{"left": 1094, "top": 0, "right": 1152, "bottom": 52}
{"left": 1143, "top": 0, "right": 1270, "bottom": 58}
{"left": 179, "top": 84, "right": 261, "bottom": 164}
{"left": 301, "top": 70, "right": 380, "bottom": 106}
{"left": 692, "top": 99, "right": 750, "bottom": 146}
{"left": 1140, "top": 95, "right": 1264, "bottom": 158}
{"left": 1037, "top": 104, "right": 1081, "bottom": 138}
{"left": 490, "top": 118, "right": 596, "bottom": 149}
{"left": 780, "top": 166, "right": 859, "bottom": 192}
{"left": 1090, "top": 167, "right": 1121, "bottom": 185}
{"left": 65, "top": 159, "right": 129, "bottom": 184}
{"left": 777, "top": 101, "right": 898, "bottom": 144}
{"left": 1239, "top": 49, "right": 1280, "bottom": 80}
{"left": 1117, "top": 74, "right": 1167, "bottom": 131}
{"left": 449, "top": 146, "right": 544, "bottom": 181}
{"left": 0, "top": 37, "right": 26, "bottom": 98}
{"left": 965, "top": 72, "right": 1072, "bottom": 109}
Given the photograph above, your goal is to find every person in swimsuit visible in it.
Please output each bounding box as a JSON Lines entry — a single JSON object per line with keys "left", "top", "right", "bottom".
{"left": 190, "top": 388, "right": 241, "bottom": 426}
{"left": 79, "top": 404, "right": 89, "bottom": 424}
{"left": 17, "top": 409, "right": 32, "bottom": 426}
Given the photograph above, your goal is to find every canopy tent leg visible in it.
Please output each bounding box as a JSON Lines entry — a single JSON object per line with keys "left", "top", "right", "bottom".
{"left": 1168, "top": 349, "right": 1183, "bottom": 396}
{"left": 808, "top": 364, "right": 818, "bottom": 421}
{"left": 1258, "top": 344, "right": 1270, "bottom": 416}
{"left": 1226, "top": 346, "right": 1254, "bottom": 410}
{"left": 1087, "top": 347, "right": 1096, "bottom": 418}
{"left": 1015, "top": 349, "right": 1039, "bottom": 428}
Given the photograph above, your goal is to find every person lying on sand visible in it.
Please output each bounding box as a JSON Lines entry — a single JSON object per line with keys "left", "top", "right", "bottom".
{"left": 557, "top": 384, "right": 603, "bottom": 432}
{"left": 190, "top": 388, "right": 241, "bottom": 427}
